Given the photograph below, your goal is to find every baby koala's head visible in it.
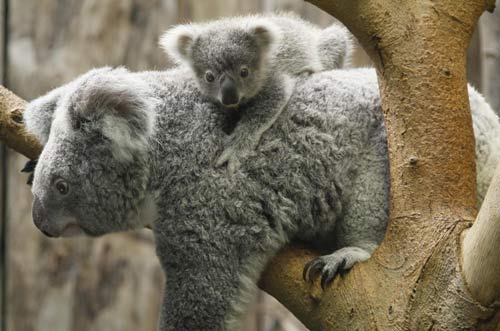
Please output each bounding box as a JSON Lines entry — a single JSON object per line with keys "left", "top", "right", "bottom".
{"left": 161, "top": 20, "right": 278, "bottom": 108}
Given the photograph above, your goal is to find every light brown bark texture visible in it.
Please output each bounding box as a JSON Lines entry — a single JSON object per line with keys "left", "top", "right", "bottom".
{"left": 463, "top": 162, "right": 500, "bottom": 307}
{"left": 480, "top": 0, "right": 500, "bottom": 115}
{"left": 468, "top": 27, "right": 482, "bottom": 91}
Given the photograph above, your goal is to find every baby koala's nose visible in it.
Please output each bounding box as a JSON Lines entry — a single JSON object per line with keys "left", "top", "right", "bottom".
{"left": 220, "top": 76, "right": 239, "bottom": 107}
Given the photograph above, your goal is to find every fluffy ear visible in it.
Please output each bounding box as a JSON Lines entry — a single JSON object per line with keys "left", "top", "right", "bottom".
{"left": 317, "top": 24, "right": 354, "bottom": 69}
{"left": 57, "top": 67, "right": 158, "bottom": 161}
{"left": 247, "top": 23, "right": 279, "bottom": 54}
{"left": 24, "top": 84, "right": 70, "bottom": 145}
{"left": 159, "top": 24, "right": 198, "bottom": 64}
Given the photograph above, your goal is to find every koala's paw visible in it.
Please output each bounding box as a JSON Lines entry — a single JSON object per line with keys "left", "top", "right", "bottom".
{"left": 215, "top": 145, "right": 251, "bottom": 175}
{"left": 21, "top": 159, "right": 38, "bottom": 186}
{"left": 302, "top": 246, "right": 371, "bottom": 289}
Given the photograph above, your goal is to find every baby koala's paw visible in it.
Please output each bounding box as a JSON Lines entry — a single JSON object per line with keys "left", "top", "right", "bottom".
{"left": 303, "top": 246, "right": 372, "bottom": 289}
{"left": 216, "top": 133, "right": 259, "bottom": 175}
{"left": 216, "top": 144, "right": 255, "bottom": 175}
{"left": 215, "top": 145, "right": 241, "bottom": 175}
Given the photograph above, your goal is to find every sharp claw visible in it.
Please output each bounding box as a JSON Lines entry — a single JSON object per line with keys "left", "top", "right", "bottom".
{"left": 336, "top": 259, "right": 348, "bottom": 278}
{"left": 21, "top": 159, "right": 38, "bottom": 173}
{"left": 320, "top": 258, "right": 348, "bottom": 290}
{"left": 303, "top": 260, "right": 314, "bottom": 281}
{"left": 337, "top": 258, "right": 348, "bottom": 277}
{"left": 321, "top": 264, "right": 340, "bottom": 290}
{"left": 308, "top": 260, "right": 325, "bottom": 283}
{"left": 321, "top": 271, "right": 335, "bottom": 290}
{"left": 27, "top": 173, "right": 34, "bottom": 186}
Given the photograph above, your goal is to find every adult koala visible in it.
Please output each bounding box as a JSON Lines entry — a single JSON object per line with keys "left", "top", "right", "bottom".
{"left": 23, "top": 66, "right": 500, "bottom": 330}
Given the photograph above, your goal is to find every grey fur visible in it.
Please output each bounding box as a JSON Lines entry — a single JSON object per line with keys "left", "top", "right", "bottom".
{"left": 160, "top": 13, "right": 352, "bottom": 172}
{"left": 24, "top": 84, "right": 69, "bottom": 145}
{"left": 24, "top": 67, "right": 500, "bottom": 331}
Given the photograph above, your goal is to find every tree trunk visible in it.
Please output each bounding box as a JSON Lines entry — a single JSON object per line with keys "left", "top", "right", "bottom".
{"left": 467, "top": 27, "right": 482, "bottom": 91}
{"left": 480, "top": 0, "right": 500, "bottom": 115}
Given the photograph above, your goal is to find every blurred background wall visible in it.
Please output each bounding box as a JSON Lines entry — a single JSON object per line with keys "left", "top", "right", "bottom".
{"left": 0, "top": 1, "right": 498, "bottom": 331}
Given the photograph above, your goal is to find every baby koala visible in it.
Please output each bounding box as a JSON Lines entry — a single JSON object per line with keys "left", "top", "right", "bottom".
{"left": 161, "top": 13, "right": 352, "bottom": 173}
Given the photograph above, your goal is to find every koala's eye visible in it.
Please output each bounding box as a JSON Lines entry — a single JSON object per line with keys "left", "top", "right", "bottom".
{"left": 240, "top": 67, "right": 249, "bottom": 78}
{"left": 205, "top": 71, "right": 215, "bottom": 83}
{"left": 55, "top": 179, "right": 69, "bottom": 195}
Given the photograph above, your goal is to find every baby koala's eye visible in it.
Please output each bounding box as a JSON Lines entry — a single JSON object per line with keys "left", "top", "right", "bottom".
{"left": 205, "top": 71, "right": 215, "bottom": 83}
{"left": 54, "top": 178, "right": 69, "bottom": 195}
{"left": 240, "top": 66, "right": 249, "bottom": 78}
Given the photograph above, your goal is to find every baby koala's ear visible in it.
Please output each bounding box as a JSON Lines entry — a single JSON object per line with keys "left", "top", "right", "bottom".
{"left": 24, "top": 83, "right": 70, "bottom": 145}
{"left": 248, "top": 22, "right": 280, "bottom": 53}
{"left": 159, "top": 24, "right": 198, "bottom": 64}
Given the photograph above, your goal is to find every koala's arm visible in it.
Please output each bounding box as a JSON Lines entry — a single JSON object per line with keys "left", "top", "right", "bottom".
{"left": 216, "top": 74, "right": 294, "bottom": 174}
{"left": 304, "top": 154, "right": 389, "bottom": 288}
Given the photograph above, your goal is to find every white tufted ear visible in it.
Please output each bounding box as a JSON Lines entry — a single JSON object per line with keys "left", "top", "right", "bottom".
{"left": 159, "top": 24, "right": 199, "bottom": 65}
{"left": 54, "top": 67, "right": 158, "bottom": 162}
{"left": 247, "top": 22, "right": 280, "bottom": 54}
{"left": 24, "top": 83, "right": 71, "bottom": 145}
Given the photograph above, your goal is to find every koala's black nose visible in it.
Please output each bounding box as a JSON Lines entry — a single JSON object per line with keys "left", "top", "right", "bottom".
{"left": 32, "top": 195, "right": 50, "bottom": 234}
{"left": 220, "top": 76, "right": 239, "bottom": 107}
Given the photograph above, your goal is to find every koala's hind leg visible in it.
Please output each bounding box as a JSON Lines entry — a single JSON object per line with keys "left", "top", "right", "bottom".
{"left": 304, "top": 156, "right": 389, "bottom": 288}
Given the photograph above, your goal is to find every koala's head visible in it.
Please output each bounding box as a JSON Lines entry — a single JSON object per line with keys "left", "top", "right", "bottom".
{"left": 24, "top": 67, "right": 158, "bottom": 238}
{"left": 160, "top": 21, "right": 279, "bottom": 108}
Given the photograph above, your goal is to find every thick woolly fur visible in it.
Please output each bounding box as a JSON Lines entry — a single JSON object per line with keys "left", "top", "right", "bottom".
{"left": 160, "top": 13, "right": 352, "bottom": 102}
{"left": 160, "top": 13, "right": 353, "bottom": 174}
{"left": 25, "top": 66, "right": 500, "bottom": 331}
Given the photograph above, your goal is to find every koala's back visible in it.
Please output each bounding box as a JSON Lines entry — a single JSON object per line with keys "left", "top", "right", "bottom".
{"left": 147, "top": 67, "right": 500, "bottom": 248}
{"left": 149, "top": 67, "right": 388, "bottom": 246}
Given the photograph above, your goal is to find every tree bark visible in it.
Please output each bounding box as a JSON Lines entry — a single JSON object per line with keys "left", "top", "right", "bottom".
{"left": 463, "top": 163, "right": 500, "bottom": 306}
{"left": 467, "top": 27, "right": 482, "bottom": 91}
{"left": 480, "top": 0, "right": 500, "bottom": 115}
{"left": 0, "top": 87, "right": 39, "bottom": 159}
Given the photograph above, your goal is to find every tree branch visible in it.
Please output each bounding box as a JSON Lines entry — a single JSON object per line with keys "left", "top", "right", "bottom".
{"left": 463, "top": 163, "right": 500, "bottom": 306}
{"left": 0, "top": 85, "right": 41, "bottom": 159}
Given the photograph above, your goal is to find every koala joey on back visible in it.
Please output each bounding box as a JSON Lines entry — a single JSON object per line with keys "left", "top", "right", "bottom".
{"left": 160, "top": 13, "right": 352, "bottom": 174}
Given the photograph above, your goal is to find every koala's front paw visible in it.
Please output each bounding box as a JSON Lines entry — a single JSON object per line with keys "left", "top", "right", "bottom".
{"left": 303, "top": 246, "right": 371, "bottom": 289}
{"left": 215, "top": 145, "right": 251, "bottom": 175}
{"left": 21, "top": 159, "right": 38, "bottom": 185}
